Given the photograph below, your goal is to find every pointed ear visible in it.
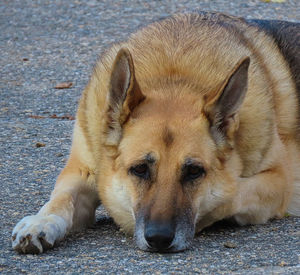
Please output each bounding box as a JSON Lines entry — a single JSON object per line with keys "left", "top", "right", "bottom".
{"left": 105, "top": 48, "right": 145, "bottom": 146}
{"left": 205, "top": 57, "right": 250, "bottom": 146}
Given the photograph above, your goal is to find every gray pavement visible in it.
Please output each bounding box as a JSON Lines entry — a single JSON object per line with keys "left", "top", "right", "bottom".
{"left": 1, "top": 0, "right": 299, "bottom": 274}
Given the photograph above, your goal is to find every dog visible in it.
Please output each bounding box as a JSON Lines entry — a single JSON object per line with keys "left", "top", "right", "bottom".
{"left": 12, "top": 12, "right": 300, "bottom": 254}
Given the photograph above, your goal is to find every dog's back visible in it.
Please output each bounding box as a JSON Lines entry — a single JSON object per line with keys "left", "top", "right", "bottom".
{"left": 247, "top": 19, "right": 300, "bottom": 94}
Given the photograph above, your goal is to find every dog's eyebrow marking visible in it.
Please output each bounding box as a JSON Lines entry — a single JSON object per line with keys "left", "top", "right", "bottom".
{"left": 184, "top": 158, "right": 196, "bottom": 166}
{"left": 145, "top": 153, "right": 155, "bottom": 164}
{"left": 162, "top": 127, "right": 174, "bottom": 147}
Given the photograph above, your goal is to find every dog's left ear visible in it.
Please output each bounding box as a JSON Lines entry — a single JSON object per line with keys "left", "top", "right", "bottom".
{"left": 105, "top": 48, "right": 145, "bottom": 146}
{"left": 205, "top": 57, "right": 250, "bottom": 146}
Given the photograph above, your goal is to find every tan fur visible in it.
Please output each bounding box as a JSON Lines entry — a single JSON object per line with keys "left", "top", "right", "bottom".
{"left": 12, "top": 12, "right": 300, "bottom": 254}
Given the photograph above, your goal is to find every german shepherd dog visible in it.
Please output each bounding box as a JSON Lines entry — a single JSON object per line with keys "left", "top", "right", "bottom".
{"left": 12, "top": 12, "right": 300, "bottom": 253}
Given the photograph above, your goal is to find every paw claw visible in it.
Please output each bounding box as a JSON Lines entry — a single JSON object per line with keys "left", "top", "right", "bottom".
{"left": 20, "top": 236, "right": 26, "bottom": 243}
{"left": 38, "top": 231, "right": 46, "bottom": 238}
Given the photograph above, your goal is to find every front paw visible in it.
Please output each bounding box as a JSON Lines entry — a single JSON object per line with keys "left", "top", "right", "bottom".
{"left": 12, "top": 214, "right": 68, "bottom": 254}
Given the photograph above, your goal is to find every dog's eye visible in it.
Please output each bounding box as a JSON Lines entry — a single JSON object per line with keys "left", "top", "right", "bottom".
{"left": 182, "top": 164, "right": 206, "bottom": 182}
{"left": 129, "top": 163, "right": 150, "bottom": 180}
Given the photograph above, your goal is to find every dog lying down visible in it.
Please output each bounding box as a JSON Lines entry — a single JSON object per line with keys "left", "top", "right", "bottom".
{"left": 12, "top": 12, "right": 300, "bottom": 254}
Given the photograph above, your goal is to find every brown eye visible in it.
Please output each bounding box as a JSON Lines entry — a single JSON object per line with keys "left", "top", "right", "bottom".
{"left": 182, "top": 164, "right": 206, "bottom": 182}
{"left": 129, "top": 163, "right": 150, "bottom": 180}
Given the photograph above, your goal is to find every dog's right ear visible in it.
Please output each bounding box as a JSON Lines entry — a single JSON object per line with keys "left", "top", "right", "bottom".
{"left": 105, "top": 48, "right": 145, "bottom": 146}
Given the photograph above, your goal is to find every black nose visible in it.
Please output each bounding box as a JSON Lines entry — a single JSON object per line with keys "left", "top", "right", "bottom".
{"left": 144, "top": 221, "right": 175, "bottom": 251}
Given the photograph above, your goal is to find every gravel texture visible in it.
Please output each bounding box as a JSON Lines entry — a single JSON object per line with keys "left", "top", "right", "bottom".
{"left": 1, "top": 0, "right": 299, "bottom": 274}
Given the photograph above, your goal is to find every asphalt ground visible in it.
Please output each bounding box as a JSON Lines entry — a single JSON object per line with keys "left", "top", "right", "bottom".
{"left": 1, "top": 0, "right": 299, "bottom": 274}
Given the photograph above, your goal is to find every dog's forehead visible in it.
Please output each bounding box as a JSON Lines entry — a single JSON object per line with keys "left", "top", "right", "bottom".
{"left": 120, "top": 106, "right": 215, "bottom": 166}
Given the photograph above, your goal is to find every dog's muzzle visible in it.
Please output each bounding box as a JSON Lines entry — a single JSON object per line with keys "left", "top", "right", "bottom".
{"left": 135, "top": 211, "right": 194, "bottom": 253}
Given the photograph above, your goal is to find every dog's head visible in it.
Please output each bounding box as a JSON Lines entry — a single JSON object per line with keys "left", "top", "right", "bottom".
{"left": 103, "top": 48, "right": 249, "bottom": 252}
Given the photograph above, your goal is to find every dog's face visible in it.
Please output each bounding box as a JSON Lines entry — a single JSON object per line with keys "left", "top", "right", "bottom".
{"left": 103, "top": 49, "right": 249, "bottom": 252}
{"left": 118, "top": 95, "right": 233, "bottom": 252}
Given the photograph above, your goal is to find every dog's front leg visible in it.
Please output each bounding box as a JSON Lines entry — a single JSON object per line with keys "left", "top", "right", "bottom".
{"left": 232, "top": 163, "right": 292, "bottom": 226}
{"left": 12, "top": 147, "right": 100, "bottom": 254}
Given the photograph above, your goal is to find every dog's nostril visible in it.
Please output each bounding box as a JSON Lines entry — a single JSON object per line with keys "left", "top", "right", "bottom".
{"left": 144, "top": 223, "right": 175, "bottom": 251}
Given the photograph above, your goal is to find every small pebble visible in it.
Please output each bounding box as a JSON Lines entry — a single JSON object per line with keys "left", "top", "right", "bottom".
{"left": 224, "top": 242, "right": 237, "bottom": 248}
{"left": 35, "top": 142, "right": 46, "bottom": 148}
